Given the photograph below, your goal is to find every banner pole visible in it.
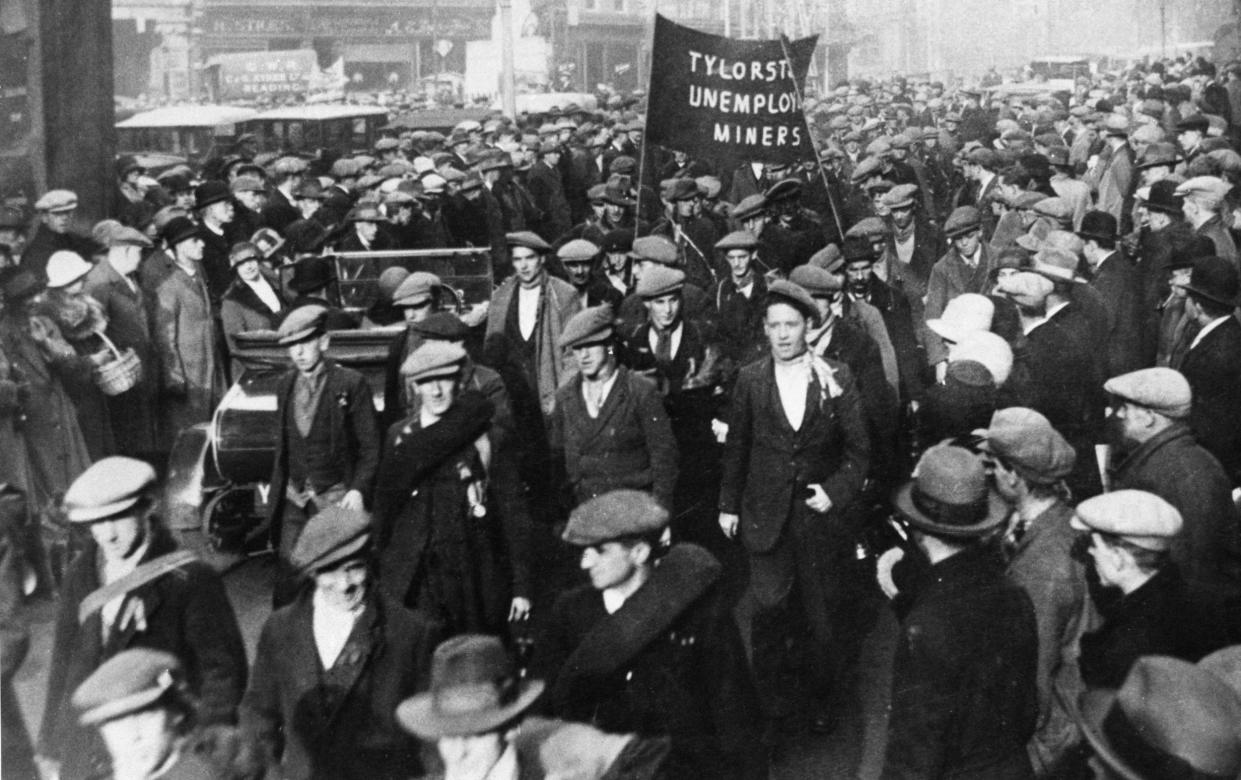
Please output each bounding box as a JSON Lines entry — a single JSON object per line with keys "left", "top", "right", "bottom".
{"left": 778, "top": 34, "right": 845, "bottom": 243}
{"left": 634, "top": 13, "right": 658, "bottom": 239}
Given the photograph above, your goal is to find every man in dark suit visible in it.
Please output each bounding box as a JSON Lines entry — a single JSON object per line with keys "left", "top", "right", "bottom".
{"left": 1079, "top": 211, "right": 1145, "bottom": 376}
{"left": 241, "top": 507, "right": 438, "bottom": 780}
{"left": 262, "top": 156, "right": 307, "bottom": 234}
{"left": 536, "top": 491, "right": 763, "bottom": 779}
{"left": 843, "top": 237, "right": 925, "bottom": 406}
{"left": 526, "top": 143, "right": 572, "bottom": 242}
{"left": 719, "top": 279, "right": 869, "bottom": 733}
{"left": 1134, "top": 181, "right": 1196, "bottom": 362}
{"left": 880, "top": 444, "right": 1037, "bottom": 779}
{"left": 39, "top": 458, "right": 248, "bottom": 780}
{"left": 1177, "top": 256, "right": 1241, "bottom": 484}
{"left": 267, "top": 306, "right": 381, "bottom": 607}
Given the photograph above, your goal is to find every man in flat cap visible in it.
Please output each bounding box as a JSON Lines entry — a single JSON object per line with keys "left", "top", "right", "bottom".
{"left": 154, "top": 216, "right": 226, "bottom": 440}
{"left": 1091, "top": 114, "right": 1136, "bottom": 233}
{"left": 22, "top": 189, "right": 96, "bottom": 281}
{"left": 624, "top": 263, "right": 732, "bottom": 549}
{"left": 977, "top": 408, "right": 1090, "bottom": 774}
{"left": 267, "top": 305, "right": 380, "bottom": 607}
{"left": 373, "top": 340, "right": 531, "bottom": 635}
{"left": 1176, "top": 176, "right": 1239, "bottom": 267}
{"left": 616, "top": 235, "right": 715, "bottom": 334}
{"left": 878, "top": 444, "right": 1037, "bottom": 779}
{"left": 720, "top": 279, "right": 870, "bottom": 735}
{"left": 880, "top": 182, "right": 940, "bottom": 300}
{"left": 240, "top": 507, "right": 438, "bottom": 780}
{"left": 557, "top": 238, "right": 622, "bottom": 311}
{"left": 651, "top": 178, "right": 720, "bottom": 291}
{"left": 1176, "top": 255, "right": 1241, "bottom": 483}
{"left": 526, "top": 143, "right": 571, "bottom": 241}
{"left": 1104, "top": 367, "right": 1241, "bottom": 613}
{"left": 262, "top": 157, "right": 308, "bottom": 234}
{"left": 549, "top": 305, "right": 677, "bottom": 513}
{"left": 730, "top": 194, "right": 800, "bottom": 278}
{"left": 535, "top": 490, "right": 762, "bottom": 778}
{"left": 711, "top": 230, "right": 769, "bottom": 363}
{"left": 924, "top": 206, "right": 992, "bottom": 371}
{"left": 379, "top": 271, "right": 443, "bottom": 430}
{"left": 1072, "top": 490, "right": 1220, "bottom": 688}
{"left": 40, "top": 457, "right": 247, "bottom": 780}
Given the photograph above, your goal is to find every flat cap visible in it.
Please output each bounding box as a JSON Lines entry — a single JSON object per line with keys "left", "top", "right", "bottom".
{"left": 943, "top": 206, "right": 981, "bottom": 238}
{"left": 789, "top": 264, "right": 842, "bottom": 295}
{"left": 290, "top": 505, "right": 372, "bottom": 574}
{"left": 562, "top": 490, "right": 669, "bottom": 545}
{"left": 73, "top": 648, "right": 182, "bottom": 726}
{"left": 45, "top": 251, "right": 93, "bottom": 289}
{"left": 996, "top": 271, "right": 1053, "bottom": 307}
{"left": 1033, "top": 197, "right": 1072, "bottom": 221}
{"left": 1175, "top": 176, "right": 1231, "bottom": 204}
{"left": 715, "top": 230, "right": 758, "bottom": 251}
{"left": 635, "top": 264, "right": 685, "bottom": 299}
{"left": 272, "top": 156, "right": 309, "bottom": 176}
{"left": 64, "top": 456, "right": 157, "bottom": 523}
{"left": 608, "top": 156, "right": 637, "bottom": 175}
{"left": 666, "top": 178, "right": 700, "bottom": 201}
{"left": 846, "top": 216, "right": 890, "bottom": 240}
{"left": 346, "top": 204, "right": 386, "bottom": 223}
{"left": 630, "top": 235, "right": 678, "bottom": 266}
{"left": 849, "top": 156, "right": 884, "bottom": 183}
{"left": 1072, "top": 490, "right": 1183, "bottom": 551}
{"left": 765, "top": 178, "right": 803, "bottom": 203}
{"left": 731, "top": 194, "right": 768, "bottom": 222}
{"left": 976, "top": 407, "right": 1075, "bottom": 484}
{"left": 505, "top": 231, "right": 551, "bottom": 252}
{"left": 374, "top": 137, "right": 400, "bottom": 152}
{"left": 230, "top": 175, "right": 265, "bottom": 194}
{"left": 1176, "top": 114, "right": 1210, "bottom": 133}
{"left": 1102, "top": 113, "right": 1131, "bottom": 136}
{"left": 35, "top": 189, "right": 78, "bottom": 213}
{"left": 766, "top": 279, "right": 818, "bottom": 320}
{"left": 276, "top": 304, "right": 328, "bottom": 346}
{"left": 392, "top": 271, "right": 441, "bottom": 307}
{"left": 810, "top": 243, "right": 846, "bottom": 271}
{"left": 331, "top": 158, "right": 363, "bottom": 179}
{"left": 881, "top": 183, "right": 918, "bottom": 209}
{"left": 1104, "top": 367, "right": 1192, "bottom": 419}
{"left": 558, "top": 304, "right": 615, "bottom": 349}
{"left": 411, "top": 311, "right": 469, "bottom": 341}
{"left": 695, "top": 175, "right": 722, "bottom": 199}
{"left": 401, "top": 340, "right": 466, "bottom": 381}
{"left": 557, "top": 239, "right": 600, "bottom": 262}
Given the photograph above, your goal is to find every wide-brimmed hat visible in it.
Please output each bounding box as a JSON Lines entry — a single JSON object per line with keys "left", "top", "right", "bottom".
{"left": 892, "top": 444, "right": 1009, "bottom": 537}
{"left": 1071, "top": 656, "right": 1241, "bottom": 780}
{"left": 396, "top": 635, "right": 544, "bottom": 739}
{"left": 926, "top": 293, "right": 993, "bottom": 344}
{"left": 1179, "top": 255, "right": 1239, "bottom": 307}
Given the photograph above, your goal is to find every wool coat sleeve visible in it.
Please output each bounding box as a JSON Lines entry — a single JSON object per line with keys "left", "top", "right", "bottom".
{"left": 634, "top": 377, "right": 679, "bottom": 511}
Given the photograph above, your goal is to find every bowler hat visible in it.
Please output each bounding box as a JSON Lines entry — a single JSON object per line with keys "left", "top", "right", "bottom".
{"left": 600, "top": 229, "right": 633, "bottom": 254}
{"left": 1180, "top": 255, "right": 1239, "bottom": 307}
{"left": 73, "top": 649, "right": 183, "bottom": 726}
{"left": 893, "top": 444, "right": 1009, "bottom": 537}
{"left": 193, "top": 180, "right": 232, "bottom": 211}
{"left": 285, "top": 220, "right": 328, "bottom": 257}
{"left": 287, "top": 257, "right": 336, "bottom": 295}
{"left": 1076, "top": 210, "right": 1118, "bottom": 243}
{"left": 1142, "top": 179, "right": 1184, "bottom": 215}
{"left": 161, "top": 216, "right": 200, "bottom": 248}
{"left": 396, "top": 635, "right": 543, "bottom": 739}
{"left": 1166, "top": 234, "right": 1215, "bottom": 270}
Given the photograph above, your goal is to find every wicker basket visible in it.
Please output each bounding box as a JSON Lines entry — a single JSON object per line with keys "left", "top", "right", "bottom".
{"left": 94, "top": 331, "right": 143, "bottom": 396}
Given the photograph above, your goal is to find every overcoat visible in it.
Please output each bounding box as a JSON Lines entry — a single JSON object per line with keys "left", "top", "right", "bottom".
{"left": 1178, "top": 316, "right": 1241, "bottom": 482}
{"left": 155, "top": 264, "right": 225, "bottom": 437}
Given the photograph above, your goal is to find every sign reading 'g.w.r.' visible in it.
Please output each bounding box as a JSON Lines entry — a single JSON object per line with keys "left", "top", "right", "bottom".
{"left": 646, "top": 15, "right": 818, "bottom": 165}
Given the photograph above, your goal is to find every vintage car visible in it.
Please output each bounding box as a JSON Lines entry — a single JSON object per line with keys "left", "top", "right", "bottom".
{"left": 245, "top": 103, "right": 391, "bottom": 154}
{"left": 165, "top": 248, "right": 492, "bottom": 555}
{"left": 116, "top": 104, "right": 261, "bottom": 172}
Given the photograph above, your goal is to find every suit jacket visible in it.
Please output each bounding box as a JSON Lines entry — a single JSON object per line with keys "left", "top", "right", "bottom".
{"left": 1096, "top": 143, "right": 1134, "bottom": 232}
{"left": 268, "top": 361, "right": 381, "bottom": 525}
{"left": 240, "top": 592, "right": 437, "bottom": 780}
{"left": 486, "top": 275, "right": 581, "bottom": 414}
{"left": 548, "top": 367, "right": 678, "bottom": 510}
{"left": 718, "top": 355, "right": 870, "bottom": 553}
{"left": 1088, "top": 252, "right": 1145, "bottom": 377}
{"left": 40, "top": 531, "right": 248, "bottom": 780}
{"left": 1179, "top": 316, "right": 1241, "bottom": 483}
{"left": 527, "top": 161, "right": 572, "bottom": 241}
{"left": 883, "top": 545, "right": 1038, "bottom": 780}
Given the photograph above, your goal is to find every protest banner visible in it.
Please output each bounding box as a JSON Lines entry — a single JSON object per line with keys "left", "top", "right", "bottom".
{"left": 645, "top": 14, "right": 818, "bottom": 165}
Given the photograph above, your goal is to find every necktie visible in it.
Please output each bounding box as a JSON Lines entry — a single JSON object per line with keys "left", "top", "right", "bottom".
{"left": 655, "top": 329, "right": 672, "bottom": 364}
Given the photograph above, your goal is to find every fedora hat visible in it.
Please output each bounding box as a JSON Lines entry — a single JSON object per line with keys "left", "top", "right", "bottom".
{"left": 893, "top": 444, "right": 1009, "bottom": 538}
{"left": 1072, "top": 656, "right": 1241, "bottom": 780}
{"left": 397, "top": 635, "right": 543, "bottom": 739}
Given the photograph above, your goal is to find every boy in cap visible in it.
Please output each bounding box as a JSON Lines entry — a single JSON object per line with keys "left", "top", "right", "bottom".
{"left": 1104, "top": 367, "right": 1241, "bottom": 608}
{"left": 719, "top": 280, "right": 870, "bottom": 735}
{"left": 267, "top": 305, "right": 380, "bottom": 607}
{"left": 925, "top": 207, "right": 992, "bottom": 369}
{"left": 240, "top": 507, "right": 438, "bottom": 780}
{"left": 557, "top": 239, "right": 622, "bottom": 311}
{"left": 379, "top": 271, "right": 443, "bottom": 429}
{"left": 1072, "top": 490, "right": 1217, "bottom": 688}
{"left": 535, "top": 490, "right": 762, "bottom": 778}
{"left": 40, "top": 458, "right": 247, "bottom": 780}
{"left": 154, "top": 216, "right": 227, "bottom": 438}
{"left": 978, "top": 408, "right": 1091, "bottom": 774}
{"left": 373, "top": 340, "right": 531, "bottom": 634}
{"left": 879, "top": 445, "right": 1038, "bottom": 779}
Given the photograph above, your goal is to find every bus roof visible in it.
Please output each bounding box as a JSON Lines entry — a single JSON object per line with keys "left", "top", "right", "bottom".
{"left": 116, "top": 105, "right": 259, "bottom": 129}
{"left": 250, "top": 104, "right": 390, "bottom": 121}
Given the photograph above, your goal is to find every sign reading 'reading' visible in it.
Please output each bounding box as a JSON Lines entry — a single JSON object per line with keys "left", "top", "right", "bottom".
{"left": 646, "top": 15, "right": 819, "bottom": 165}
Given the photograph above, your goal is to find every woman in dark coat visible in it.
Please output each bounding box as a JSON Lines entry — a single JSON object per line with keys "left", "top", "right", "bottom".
{"left": 219, "top": 241, "right": 285, "bottom": 378}
{"left": 373, "top": 342, "right": 532, "bottom": 637}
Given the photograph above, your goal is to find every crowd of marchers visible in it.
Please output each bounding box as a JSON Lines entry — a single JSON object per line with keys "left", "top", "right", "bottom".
{"left": 4, "top": 49, "right": 1241, "bottom": 780}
